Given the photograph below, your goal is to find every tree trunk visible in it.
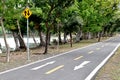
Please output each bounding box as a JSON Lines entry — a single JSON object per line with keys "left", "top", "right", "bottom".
{"left": 16, "top": 19, "right": 26, "bottom": 50}
{"left": 43, "top": 5, "right": 54, "bottom": 54}
{"left": 88, "top": 32, "right": 91, "bottom": 39}
{"left": 70, "top": 32, "right": 72, "bottom": 47}
{"left": 0, "top": 18, "right": 10, "bottom": 62}
{"left": 82, "top": 32, "right": 87, "bottom": 40}
{"left": 64, "top": 32, "right": 67, "bottom": 44}
{"left": 39, "top": 31, "right": 45, "bottom": 46}
{"left": 17, "top": 20, "right": 22, "bottom": 38}
{"left": 35, "top": 23, "right": 46, "bottom": 47}
{"left": 48, "top": 32, "right": 51, "bottom": 45}
{"left": 34, "top": 23, "right": 45, "bottom": 46}
{"left": 110, "top": 32, "right": 114, "bottom": 37}
{"left": 58, "top": 30, "right": 62, "bottom": 44}
{"left": 16, "top": 34, "right": 25, "bottom": 50}
{"left": 30, "top": 30, "right": 38, "bottom": 47}
{"left": 12, "top": 31, "right": 20, "bottom": 51}
{"left": 43, "top": 22, "right": 50, "bottom": 54}
{"left": 93, "top": 32, "right": 97, "bottom": 39}
{"left": 98, "top": 32, "right": 102, "bottom": 42}
{"left": 76, "top": 30, "right": 82, "bottom": 42}
{"left": 57, "top": 23, "right": 62, "bottom": 44}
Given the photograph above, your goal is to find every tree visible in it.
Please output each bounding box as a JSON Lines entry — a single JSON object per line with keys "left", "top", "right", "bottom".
{"left": 0, "top": 0, "right": 29, "bottom": 62}
{"left": 62, "top": 4, "right": 83, "bottom": 46}
{"left": 33, "top": 0, "right": 75, "bottom": 54}
{"left": 0, "top": 0, "right": 11, "bottom": 62}
{"left": 29, "top": 13, "right": 45, "bottom": 47}
{"left": 4, "top": 0, "right": 28, "bottom": 50}
{"left": 77, "top": 0, "right": 119, "bottom": 41}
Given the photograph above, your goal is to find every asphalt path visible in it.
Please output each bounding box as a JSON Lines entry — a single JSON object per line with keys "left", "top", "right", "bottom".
{"left": 0, "top": 36, "right": 120, "bottom": 80}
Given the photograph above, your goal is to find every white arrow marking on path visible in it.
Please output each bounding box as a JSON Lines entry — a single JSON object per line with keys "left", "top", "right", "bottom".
{"left": 31, "top": 61, "right": 55, "bottom": 70}
{"left": 74, "top": 61, "right": 90, "bottom": 70}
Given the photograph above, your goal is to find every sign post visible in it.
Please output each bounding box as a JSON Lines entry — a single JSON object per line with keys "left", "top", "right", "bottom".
{"left": 22, "top": 7, "right": 32, "bottom": 61}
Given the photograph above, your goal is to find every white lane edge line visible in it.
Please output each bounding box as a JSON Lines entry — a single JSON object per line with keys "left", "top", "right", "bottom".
{"left": 85, "top": 43, "right": 120, "bottom": 80}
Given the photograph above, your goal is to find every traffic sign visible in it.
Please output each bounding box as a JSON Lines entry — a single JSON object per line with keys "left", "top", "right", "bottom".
{"left": 22, "top": 7, "right": 32, "bottom": 60}
{"left": 22, "top": 8, "right": 32, "bottom": 19}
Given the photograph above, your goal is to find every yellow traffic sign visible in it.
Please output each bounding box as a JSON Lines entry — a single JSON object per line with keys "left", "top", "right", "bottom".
{"left": 22, "top": 8, "right": 32, "bottom": 19}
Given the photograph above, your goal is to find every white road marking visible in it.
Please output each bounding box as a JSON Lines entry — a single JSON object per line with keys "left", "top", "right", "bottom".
{"left": 85, "top": 43, "right": 120, "bottom": 80}
{"left": 0, "top": 42, "right": 100, "bottom": 75}
{"left": 74, "top": 61, "right": 90, "bottom": 70}
{"left": 31, "top": 61, "right": 55, "bottom": 70}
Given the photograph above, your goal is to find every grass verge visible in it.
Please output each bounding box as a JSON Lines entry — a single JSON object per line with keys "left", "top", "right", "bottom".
{"left": 95, "top": 47, "right": 120, "bottom": 80}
